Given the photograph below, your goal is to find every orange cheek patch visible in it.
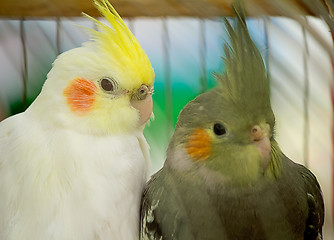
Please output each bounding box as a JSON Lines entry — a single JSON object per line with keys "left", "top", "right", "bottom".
{"left": 63, "top": 78, "right": 98, "bottom": 114}
{"left": 185, "top": 128, "right": 212, "bottom": 161}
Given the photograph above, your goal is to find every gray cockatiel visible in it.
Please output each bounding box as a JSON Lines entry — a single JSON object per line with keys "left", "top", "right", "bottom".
{"left": 139, "top": 2, "right": 324, "bottom": 240}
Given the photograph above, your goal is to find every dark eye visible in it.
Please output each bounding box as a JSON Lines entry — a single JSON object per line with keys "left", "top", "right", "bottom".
{"left": 213, "top": 123, "right": 226, "bottom": 136}
{"left": 100, "top": 77, "right": 117, "bottom": 93}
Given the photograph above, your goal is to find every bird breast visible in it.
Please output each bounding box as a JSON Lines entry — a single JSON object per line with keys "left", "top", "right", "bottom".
{"left": 0, "top": 119, "right": 148, "bottom": 240}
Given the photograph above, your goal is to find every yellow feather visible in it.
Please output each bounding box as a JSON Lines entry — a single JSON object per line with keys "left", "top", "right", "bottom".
{"left": 82, "top": 0, "right": 154, "bottom": 90}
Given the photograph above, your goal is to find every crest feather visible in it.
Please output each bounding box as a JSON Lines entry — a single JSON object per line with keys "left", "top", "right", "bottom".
{"left": 82, "top": 0, "right": 154, "bottom": 89}
{"left": 216, "top": 1, "right": 271, "bottom": 119}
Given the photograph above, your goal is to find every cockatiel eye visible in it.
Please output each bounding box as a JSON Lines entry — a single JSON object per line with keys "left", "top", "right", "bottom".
{"left": 213, "top": 123, "right": 226, "bottom": 136}
{"left": 100, "top": 77, "right": 118, "bottom": 93}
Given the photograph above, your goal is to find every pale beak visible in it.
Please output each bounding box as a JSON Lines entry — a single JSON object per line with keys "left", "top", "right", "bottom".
{"left": 250, "top": 123, "right": 271, "bottom": 171}
{"left": 130, "top": 86, "right": 153, "bottom": 126}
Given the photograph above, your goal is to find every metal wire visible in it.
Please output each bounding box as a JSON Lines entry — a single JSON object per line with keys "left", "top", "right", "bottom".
{"left": 330, "top": 31, "right": 334, "bottom": 236}
{"left": 56, "top": 17, "right": 61, "bottom": 55}
{"left": 0, "top": 12, "right": 332, "bottom": 238}
{"left": 270, "top": 0, "right": 334, "bottom": 60}
{"left": 199, "top": 18, "right": 207, "bottom": 93}
{"left": 128, "top": 18, "right": 135, "bottom": 36}
{"left": 264, "top": 17, "right": 271, "bottom": 85}
{"left": 19, "top": 18, "right": 27, "bottom": 109}
{"left": 302, "top": 21, "right": 310, "bottom": 168}
{"left": 162, "top": 18, "right": 173, "bottom": 135}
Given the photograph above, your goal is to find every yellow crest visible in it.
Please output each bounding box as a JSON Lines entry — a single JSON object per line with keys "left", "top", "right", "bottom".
{"left": 83, "top": 0, "right": 154, "bottom": 90}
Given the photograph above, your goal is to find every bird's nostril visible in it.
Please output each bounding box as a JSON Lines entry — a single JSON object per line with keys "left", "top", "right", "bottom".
{"left": 251, "top": 125, "right": 263, "bottom": 141}
{"left": 251, "top": 125, "right": 262, "bottom": 135}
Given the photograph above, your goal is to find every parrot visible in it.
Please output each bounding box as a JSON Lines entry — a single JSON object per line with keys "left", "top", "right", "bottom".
{"left": 139, "top": 2, "right": 324, "bottom": 240}
{"left": 0, "top": 0, "right": 154, "bottom": 239}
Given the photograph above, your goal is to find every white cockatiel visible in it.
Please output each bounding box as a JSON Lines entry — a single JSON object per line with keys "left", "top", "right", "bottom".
{"left": 0, "top": 0, "right": 154, "bottom": 239}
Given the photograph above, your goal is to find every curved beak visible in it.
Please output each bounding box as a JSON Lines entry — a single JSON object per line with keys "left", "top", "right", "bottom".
{"left": 130, "top": 91, "right": 153, "bottom": 127}
{"left": 250, "top": 123, "right": 271, "bottom": 172}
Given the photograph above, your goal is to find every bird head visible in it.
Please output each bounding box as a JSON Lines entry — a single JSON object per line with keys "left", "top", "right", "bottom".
{"left": 29, "top": 0, "right": 154, "bottom": 135}
{"left": 166, "top": 2, "right": 282, "bottom": 186}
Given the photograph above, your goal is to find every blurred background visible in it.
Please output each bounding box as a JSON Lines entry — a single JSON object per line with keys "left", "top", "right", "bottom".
{"left": 0, "top": 0, "right": 333, "bottom": 238}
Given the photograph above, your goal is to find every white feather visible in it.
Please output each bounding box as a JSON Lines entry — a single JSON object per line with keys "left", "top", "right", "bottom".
{"left": 0, "top": 110, "right": 149, "bottom": 240}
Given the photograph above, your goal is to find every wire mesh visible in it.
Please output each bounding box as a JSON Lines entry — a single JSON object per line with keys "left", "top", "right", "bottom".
{"left": 0, "top": 0, "right": 333, "bottom": 238}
